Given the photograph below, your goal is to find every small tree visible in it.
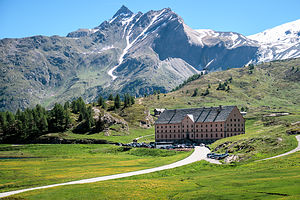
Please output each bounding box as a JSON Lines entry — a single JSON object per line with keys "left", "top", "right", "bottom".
{"left": 98, "top": 96, "right": 105, "bottom": 107}
{"left": 192, "top": 88, "right": 198, "bottom": 97}
{"left": 114, "top": 94, "right": 121, "bottom": 109}
{"left": 108, "top": 94, "right": 114, "bottom": 101}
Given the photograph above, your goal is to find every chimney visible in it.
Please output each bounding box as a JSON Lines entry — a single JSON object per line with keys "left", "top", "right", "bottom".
{"left": 218, "top": 105, "right": 222, "bottom": 112}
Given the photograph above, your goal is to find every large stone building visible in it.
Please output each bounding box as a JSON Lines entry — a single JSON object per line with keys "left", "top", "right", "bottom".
{"left": 155, "top": 106, "right": 245, "bottom": 144}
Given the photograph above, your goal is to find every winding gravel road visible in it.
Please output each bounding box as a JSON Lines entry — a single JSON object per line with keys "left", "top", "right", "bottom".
{"left": 257, "top": 135, "right": 300, "bottom": 161}
{"left": 0, "top": 146, "right": 219, "bottom": 198}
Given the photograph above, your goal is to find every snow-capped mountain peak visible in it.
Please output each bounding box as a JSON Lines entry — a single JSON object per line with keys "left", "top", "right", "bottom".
{"left": 247, "top": 19, "right": 300, "bottom": 62}
{"left": 248, "top": 19, "right": 300, "bottom": 44}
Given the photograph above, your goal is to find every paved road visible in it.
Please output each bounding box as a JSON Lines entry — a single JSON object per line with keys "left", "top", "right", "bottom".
{"left": 257, "top": 135, "right": 300, "bottom": 161}
{"left": 0, "top": 146, "right": 220, "bottom": 198}
{"left": 135, "top": 134, "right": 154, "bottom": 141}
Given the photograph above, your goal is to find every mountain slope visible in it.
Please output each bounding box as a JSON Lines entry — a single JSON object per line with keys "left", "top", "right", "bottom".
{"left": 141, "top": 57, "right": 300, "bottom": 114}
{"left": 0, "top": 6, "right": 299, "bottom": 112}
{"left": 248, "top": 19, "right": 300, "bottom": 62}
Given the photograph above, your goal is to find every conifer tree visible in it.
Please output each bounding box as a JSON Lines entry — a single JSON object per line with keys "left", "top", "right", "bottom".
{"left": 114, "top": 94, "right": 121, "bottom": 109}
{"left": 108, "top": 94, "right": 114, "bottom": 101}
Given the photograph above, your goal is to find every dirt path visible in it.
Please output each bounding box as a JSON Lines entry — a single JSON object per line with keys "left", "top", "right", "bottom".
{"left": 0, "top": 146, "right": 219, "bottom": 198}
{"left": 257, "top": 135, "right": 300, "bottom": 161}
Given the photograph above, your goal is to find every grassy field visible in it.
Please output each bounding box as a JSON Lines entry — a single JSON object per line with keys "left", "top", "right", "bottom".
{"left": 47, "top": 127, "right": 155, "bottom": 144}
{"left": 0, "top": 144, "right": 191, "bottom": 193}
{"left": 10, "top": 149, "right": 300, "bottom": 200}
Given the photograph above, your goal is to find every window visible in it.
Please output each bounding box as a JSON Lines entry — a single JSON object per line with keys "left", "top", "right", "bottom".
{"left": 211, "top": 129, "right": 213, "bottom": 132}
{"left": 201, "top": 129, "right": 203, "bottom": 132}
{"left": 238, "top": 119, "right": 240, "bottom": 122}
{"left": 196, "top": 125, "right": 198, "bottom": 128}
{"left": 178, "top": 126, "right": 180, "bottom": 128}
{"left": 206, "top": 134, "right": 208, "bottom": 137}
{"left": 231, "top": 128, "right": 232, "bottom": 131}
{"left": 191, "top": 125, "right": 193, "bottom": 128}
{"left": 211, "top": 124, "right": 212, "bottom": 127}
{"left": 196, "top": 134, "right": 198, "bottom": 137}
{"left": 234, "top": 124, "right": 236, "bottom": 127}
{"left": 211, "top": 134, "right": 213, "bottom": 137}
{"left": 221, "top": 134, "right": 223, "bottom": 137}
{"left": 174, "top": 126, "right": 176, "bottom": 128}
{"left": 178, "top": 134, "right": 180, "bottom": 138}
{"left": 227, "top": 124, "right": 229, "bottom": 126}
{"left": 174, "top": 134, "right": 176, "bottom": 138}
{"left": 216, "top": 124, "right": 218, "bottom": 127}
{"left": 230, "top": 119, "right": 232, "bottom": 122}
{"left": 165, "top": 130, "right": 167, "bottom": 133}
{"left": 196, "top": 129, "right": 198, "bottom": 132}
{"left": 238, "top": 124, "right": 240, "bottom": 127}
{"left": 157, "top": 130, "right": 159, "bottom": 133}
{"left": 165, "top": 126, "right": 167, "bottom": 128}
{"left": 157, "top": 135, "right": 159, "bottom": 138}
{"left": 201, "top": 125, "right": 203, "bottom": 127}
{"left": 165, "top": 135, "right": 167, "bottom": 138}
{"left": 221, "top": 124, "right": 222, "bottom": 127}
{"left": 221, "top": 128, "right": 222, "bottom": 131}
{"left": 187, "top": 125, "right": 189, "bottom": 128}
{"left": 234, "top": 119, "right": 236, "bottom": 122}
{"left": 169, "top": 126, "right": 171, "bottom": 128}
{"left": 191, "top": 134, "right": 193, "bottom": 137}
{"left": 234, "top": 128, "right": 236, "bottom": 131}
{"left": 216, "top": 134, "right": 218, "bottom": 137}
{"left": 242, "top": 128, "right": 244, "bottom": 131}
{"left": 206, "top": 129, "right": 208, "bottom": 132}
{"left": 238, "top": 128, "right": 240, "bottom": 131}
{"left": 174, "top": 130, "right": 176, "bottom": 132}
{"left": 201, "top": 134, "right": 203, "bottom": 138}
{"left": 182, "top": 125, "right": 184, "bottom": 128}
{"left": 170, "top": 130, "right": 172, "bottom": 132}
{"left": 227, "top": 128, "right": 229, "bottom": 131}
{"left": 206, "top": 124, "right": 208, "bottom": 127}
{"left": 170, "top": 134, "right": 171, "bottom": 138}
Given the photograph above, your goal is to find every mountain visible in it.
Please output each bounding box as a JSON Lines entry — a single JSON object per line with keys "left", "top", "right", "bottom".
{"left": 0, "top": 6, "right": 299, "bottom": 112}
{"left": 248, "top": 19, "right": 300, "bottom": 62}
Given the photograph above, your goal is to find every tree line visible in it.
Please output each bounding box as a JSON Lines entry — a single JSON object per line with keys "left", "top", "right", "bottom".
{"left": 0, "top": 93, "right": 135, "bottom": 143}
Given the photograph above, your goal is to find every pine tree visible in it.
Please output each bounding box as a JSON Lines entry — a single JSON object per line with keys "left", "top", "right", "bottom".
{"left": 64, "top": 101, "right": 70, "bottom": 110}
{"left": 98, "top": 96, "right": 104, "bottom": 107}
{"left": 192, "top": 88, "right": 198, "bottom": 97}
{"left": 114, "top": 94, "right": 121, "bottom": 109}
{"left": 130, "top": 96, "right": 135, "bottom": 105}
{"left": 108, "top": 94, "right": 114, "bottom": 101}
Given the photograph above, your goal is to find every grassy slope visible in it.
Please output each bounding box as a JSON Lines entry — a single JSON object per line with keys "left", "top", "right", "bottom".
{"left": 55, "top": 58, "right": 300, "bottom": 158}
{"left": 137, "top": 58, "right": 300, "bottom": 161}
{"left": 13, "top": 151, "right": 300, "bottom": 200}
{"left": 0, "top": 144, "right": 191, "bottom": 193}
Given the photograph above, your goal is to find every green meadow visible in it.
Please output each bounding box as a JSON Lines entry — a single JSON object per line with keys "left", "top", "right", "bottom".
{"left": 10, "top": 149, "right": 300, "bottom": 200}
{"left": 0, "top": 144, "right": 191, "bottom": 193}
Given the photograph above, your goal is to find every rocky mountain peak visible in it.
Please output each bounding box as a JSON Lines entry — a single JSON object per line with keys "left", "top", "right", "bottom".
{"left": 112, "top": 5, "right": 133, "bottom": 19}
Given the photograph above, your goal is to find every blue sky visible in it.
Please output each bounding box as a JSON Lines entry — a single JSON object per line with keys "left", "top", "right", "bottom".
{"left": 0, "top": 0, "right": 300, "bottom": 39}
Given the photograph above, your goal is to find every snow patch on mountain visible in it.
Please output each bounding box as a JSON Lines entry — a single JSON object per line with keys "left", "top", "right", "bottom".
{"left": 248, "top": 19, "right": 300, "bottom": 62}
{"left": 107, "top": 9, "right": 166, "bottom": 80}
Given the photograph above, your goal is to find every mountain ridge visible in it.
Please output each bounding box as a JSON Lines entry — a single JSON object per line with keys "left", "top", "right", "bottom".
{"left": 0, "top": 6, "right": 299, "bottom": 112}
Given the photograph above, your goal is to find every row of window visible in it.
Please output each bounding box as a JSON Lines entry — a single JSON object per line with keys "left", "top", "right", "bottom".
{"left": 230, "top": 118, "right": 241, "bottom": 122}
{"left": 156, "top": 128, "right": 244, "bottom": 133}
{"left": 156, "top": 123, "right": 243, "bottom": 129}
{"left": 156, "top": 132, "right": 243, "bottom": 139}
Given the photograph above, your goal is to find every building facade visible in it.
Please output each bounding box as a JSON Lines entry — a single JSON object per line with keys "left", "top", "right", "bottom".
{"left": 155, "top": 106, "right": 245, "bottom": 144}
